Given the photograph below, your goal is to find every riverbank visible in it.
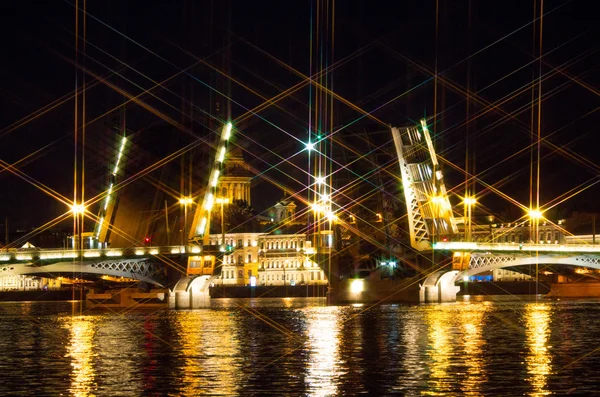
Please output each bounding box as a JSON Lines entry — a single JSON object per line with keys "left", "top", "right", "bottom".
{"left": 458, "top": 281, "right": 551, "bottom": 296}
{"left": 209, "top": 285, "right": 329, "bottom": 299}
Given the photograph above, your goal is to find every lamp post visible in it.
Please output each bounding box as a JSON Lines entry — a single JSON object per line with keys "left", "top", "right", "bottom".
{"left": 463, "top": 197, "right": 477, "bottom": 242}
{"left": 179, "top": 197, "right": 193, "bottom": 247}
{"left": 70, "top": 203, "right": 85, "bottom": 250}
{"left": 528, "top": 208, "right": 543, "bottom": 243}
{"left": 528, "top": 208, "right": 543, "bottom": 297}
{"left": 216, "top": 197, "right": 230, "bottom": 250}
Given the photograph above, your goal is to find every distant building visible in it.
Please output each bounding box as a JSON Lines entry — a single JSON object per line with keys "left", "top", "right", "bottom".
{"left": 0, "top": 275, "right": 62, "bottom": 291}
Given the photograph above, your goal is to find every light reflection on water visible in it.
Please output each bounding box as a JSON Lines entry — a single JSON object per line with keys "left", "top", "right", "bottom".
{"left": 459, "top": 303, "right": 487, "bottom": 396}
{"left": 63, "top": 316, "right": 97, "bottom": 396}
{"left": 525, "top": 303, "right": 552, "bottom": 396}
{"left": 305, "top": 306, "right": 342, "bottom": 396}
{"left": 175, "top": 311, "right": 240, "bottom": 395}
{"left": 0, "top": 298, "right": 597, "bottom": 396}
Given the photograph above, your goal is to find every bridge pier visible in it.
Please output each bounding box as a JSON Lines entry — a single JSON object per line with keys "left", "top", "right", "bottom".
{"left": 169, "top": 275, "right": 213, "bottom": 309}
{"left": 419, "top": 270, "right": 460, "bottom": 303}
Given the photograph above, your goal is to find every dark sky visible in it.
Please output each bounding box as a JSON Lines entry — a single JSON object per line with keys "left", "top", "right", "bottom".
{"left": 0, "top": 0, "right": 598, "bottom": 242}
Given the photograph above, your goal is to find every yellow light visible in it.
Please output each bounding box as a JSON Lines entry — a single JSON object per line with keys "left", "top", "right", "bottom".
{"left": 135, "top": 250, "right": 144, "bottom": 255}
{"left": 350, "top": 279, "right": 364, "bottom": 294}
{"left": 179, "top": 197, "right": 193, "bottom": 205}
{"left": 316, "top": 176, "right": 325, "bottom": 185}
{"left": 325, "top": 211, "right": 338, "bottom": 222}
{"left": 205, "top": 193, "right": 214, "bottom": 210}
{"left": 529, "top": 209, "right": 543, "bottom": 219}
{"left": 464, "top": 197, "right": 477, "bottom": 205}
{"left": 223, "top": 122, "right": 233, "bottom": 140}
{"left": 311, "top": 203, "right": 323, "bottom": 213}
{"left": 212, "top": 170, "right": 220, "bottom": 187}
{"left": 150, "top": 249, "right": 159, "bottom": 255}
{"left": 199, "top": 217, "right": 207, "bottom": 235}
{"left": 83, "top": 251, "right": 100, "bottom": 258}
{"left": 70, "top": 203, "right": 85, "bottom": 214}
{"left": 218, "top": 146, "right": 226, "bottom": 162}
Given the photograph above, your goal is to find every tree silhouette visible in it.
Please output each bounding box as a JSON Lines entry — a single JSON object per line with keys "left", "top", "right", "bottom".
{"left": 224, "top": 199, "right": 260, "bottom": 233}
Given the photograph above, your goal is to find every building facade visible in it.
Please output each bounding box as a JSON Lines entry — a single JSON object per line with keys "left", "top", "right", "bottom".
{"left": 0, "top": 275, "right": 62, "bottom": 291}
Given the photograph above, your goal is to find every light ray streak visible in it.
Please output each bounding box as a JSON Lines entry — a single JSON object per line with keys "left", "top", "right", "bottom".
{"left": 6, "top": 212, "right": 72, "bottom": 249}
{"left": 69, "top": 2, "right": 311, "bottom": 148}
{"left": 0, "top": 159, "right": 71, "bottom": 207}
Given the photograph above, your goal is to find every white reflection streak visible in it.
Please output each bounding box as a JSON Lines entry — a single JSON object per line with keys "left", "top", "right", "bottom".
{"left": 525, "top": 303, "right": 552, "bottom": 397}
{"left": 65, "top": 317, "right": 97, "bottom": 396}
{"left": 400, "top": 311, "right": 428, "bottom": 392}
{"left": 306, "top": 307, "right": 341, "bottom": 397}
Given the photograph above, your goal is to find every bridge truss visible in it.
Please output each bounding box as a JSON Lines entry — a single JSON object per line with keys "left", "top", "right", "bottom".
{"left": 391, "top": 119, "right": 458, "bottom": 251}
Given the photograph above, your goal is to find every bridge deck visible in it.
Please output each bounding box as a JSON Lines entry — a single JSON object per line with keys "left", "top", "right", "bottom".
{"left": 434, "top": 241, "right": 600, "bottom": 254}
{"left": 0, "top": 245, "right": 217, "bottom": 262}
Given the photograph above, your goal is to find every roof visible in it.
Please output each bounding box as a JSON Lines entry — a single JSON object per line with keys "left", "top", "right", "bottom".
{"left": 222, "top": 146, "right": 253, "bottom": 178}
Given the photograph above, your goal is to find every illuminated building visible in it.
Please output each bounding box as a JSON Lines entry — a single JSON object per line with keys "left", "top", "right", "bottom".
{"left": 211, "top": 232, "right": 261, "bottom": 286}
{"left": 217, "top": 146, "right": 253, "bottom": 205}
{"left": 491, "top": 220, "right": 566, "bottom": 244}
{"left": 257, "top": 226, "right": 327, "bottom": 287}
{"left": 0, "top": 275, "right": 62, "bottom": 291}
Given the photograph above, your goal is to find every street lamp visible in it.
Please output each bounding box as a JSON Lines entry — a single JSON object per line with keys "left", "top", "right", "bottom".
{"left": 70, "top": 203, "right": 85, "bottom": 249}
{"left": 179, "top": 197, "right": 193, "bottom": 247}
{"left": 528, "top": 208, "right": 543, "bottom": 243}
{"left": 463, "top": 196, "right": 476, "bottom": 242}
{"left": 216, "top": 197, "right": 230, "bottom": 251}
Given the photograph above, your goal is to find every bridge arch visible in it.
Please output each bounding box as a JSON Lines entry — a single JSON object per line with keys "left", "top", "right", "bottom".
{"left": 463, "top": 253, "right": 600, "bottom": 277}
{"left": 419, "top": 270, "right": 460, "bottom": 303}
{"left": 0, "top": 258, "right": 164, "bottom": 287}
{"left": 168, "top": 275, "right": 214, "bottom": 309}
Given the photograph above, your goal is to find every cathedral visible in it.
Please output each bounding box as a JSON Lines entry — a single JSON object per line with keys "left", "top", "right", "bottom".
{"left": 210, "top": 147, "right": 328, "bottom": 288}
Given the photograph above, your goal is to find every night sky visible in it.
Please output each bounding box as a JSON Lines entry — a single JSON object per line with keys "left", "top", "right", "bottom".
{"left": 0, "top": 0, "right": 598, "bottom": 244}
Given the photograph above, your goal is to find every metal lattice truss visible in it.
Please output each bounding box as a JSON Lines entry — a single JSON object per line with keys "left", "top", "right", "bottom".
{"left": 391, "top": 119, "right": 458, "bottom": 251}
{"left": 0, "top": 258, "right": 164, "bottom": 287}
{"left": 463, "top": 252, "right": 600, "bottom": 277}
{"left": 90, "top": 259, "right": 157, "bottom": 278}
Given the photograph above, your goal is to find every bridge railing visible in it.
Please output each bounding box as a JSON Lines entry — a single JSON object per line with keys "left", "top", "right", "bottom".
{"left": 0, "top": 245, "right": 205, "bottom": 262}
{"left": 434, "top": 241, "right": 600, "bottom": 253}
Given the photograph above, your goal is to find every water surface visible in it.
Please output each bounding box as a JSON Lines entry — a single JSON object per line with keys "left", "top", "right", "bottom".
{"left": 1, "top": 297, "right": 599, "bottom": 396}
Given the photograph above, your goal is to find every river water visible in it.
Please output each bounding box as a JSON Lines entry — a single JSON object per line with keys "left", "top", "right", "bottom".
{"left": 0, "top": 296, "right": 599, "bottom": 396}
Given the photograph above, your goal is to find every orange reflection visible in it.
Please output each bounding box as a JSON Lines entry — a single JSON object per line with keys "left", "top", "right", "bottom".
{"left": 424, "top": 305, "right": 454, "bottom": 395}
{"left": 305, "top": 307, "right": 341, "bottom": 396}
{"left": 175, "top": 311, "right": 239, "bottom": 395}
{"left": 458, "top": 304, "right": 488, "bottom": 396}
{"left": 64, "top": 316, "right": 97, "bottom": 396}
{"left": 525, "top": 303, "right": 553, "bottom": 396}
